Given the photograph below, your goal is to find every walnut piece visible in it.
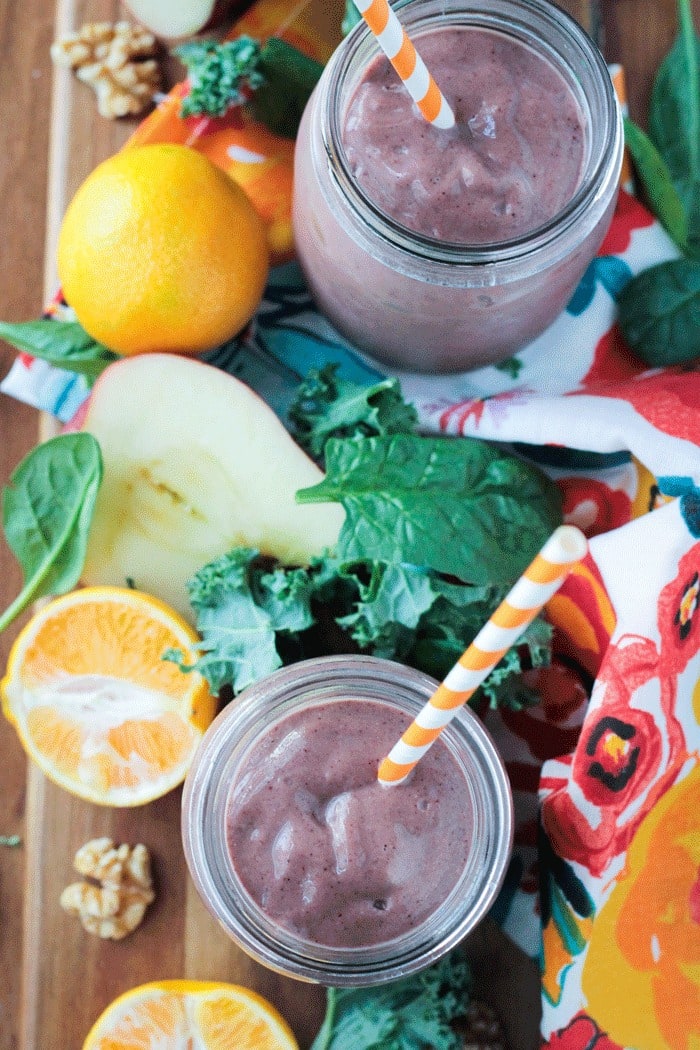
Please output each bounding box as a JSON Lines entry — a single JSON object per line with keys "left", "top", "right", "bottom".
{"left": 60, "top": 837, "right": 155, "bottom": 940}
{"left": 50, "top": 21, "right": 161, "bottom": 118}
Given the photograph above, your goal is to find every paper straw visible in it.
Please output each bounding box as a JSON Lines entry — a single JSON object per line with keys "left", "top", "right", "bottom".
{"left": 377, "top": 525, "right": 588, "bottom": 785}
{"left": 352, "top": 0, "right": 455, "bottom": 129}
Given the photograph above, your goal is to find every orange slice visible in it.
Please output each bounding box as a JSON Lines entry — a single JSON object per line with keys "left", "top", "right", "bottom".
{"left": 1, "top": 587, "right": 216, "bottom": 806}
{"left": 82, "top": 980, "right": 299, "bottom": 1050}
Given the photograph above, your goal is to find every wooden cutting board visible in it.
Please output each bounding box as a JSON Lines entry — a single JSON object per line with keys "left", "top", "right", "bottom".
{"left": 21, "top": 0, "right": 616, "bottom": 1043}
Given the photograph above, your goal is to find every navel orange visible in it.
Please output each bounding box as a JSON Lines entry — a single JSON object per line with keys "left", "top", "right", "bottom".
{"left": 57, "top": 143, "right": 270, "bottom": 356}
{"left": 0, "top": 586, "right": 216, "bottom": 806}
{"left": 82, "top": 980, "right": 299, "bottom": 1050}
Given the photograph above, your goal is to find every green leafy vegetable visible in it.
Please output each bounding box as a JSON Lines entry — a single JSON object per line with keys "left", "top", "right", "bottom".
{"left": 289, "top": 364, "right": 418, "bottom": 458}
{"left": 297, "top": 433, "right": 562, "bottom": 586}
{"left": 0, "top": 434, "right": 103, "bottom": 633}
{"left": 172, "top": 370, "right": 558, "bottom": 709}
{"left": 342, "top": 0, "right": 363, "bottom": 35}
{"left": 165, "top": 547, "right": 316, "bottom": 694}
{"left": 617, "top": 0, "right": 700, "bottom": 362}
{"left": 0, "top": 318, "right": 117, "bottom": 384}
{"left": 648, "top": 0, "right": 700, "bottom": 218}
{"left": 310, "top": 947, "right": 472, "bottom": 1050}
{"left": 622, "top": 117, "right": 689, "bottom": 250}
{"left": 618, "top": 257, "right": 700, "bottom": 365}
{"left": 250, "top": 37, "right": 325, "bottom": 139}
{"left": 177, "top": 37, "right": 264, "bottom": 118}
{"left": 175, "top": 36, "right": 323, "bottom": 137}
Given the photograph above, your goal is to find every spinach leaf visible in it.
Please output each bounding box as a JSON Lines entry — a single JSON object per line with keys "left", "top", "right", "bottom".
{"left": 0, "top": 319, "right": 117, "bottom": 384}
{"left": 296, "top": 434, "right": 562, "bottom": 586}
{"left": 289, "top": 364, "right": 418, "bottom": 458}
{"left": 623, "top": 117, "right": 689, "bottom": 251}
{"left": 0, "top": 434, "right": 103, "bottom": 632}
{"left": 251, "top": 37, "right": 324, "bottom": 139}
{"left": 649, "top": 0, "right": 700, "bottom": 200}
{"left": 617, "top": 257, "right": 700, "bottom": 364}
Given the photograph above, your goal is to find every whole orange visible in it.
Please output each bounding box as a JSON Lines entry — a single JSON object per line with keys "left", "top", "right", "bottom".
{"left": 57, "top": 143, "right": 270, "bottom": 356}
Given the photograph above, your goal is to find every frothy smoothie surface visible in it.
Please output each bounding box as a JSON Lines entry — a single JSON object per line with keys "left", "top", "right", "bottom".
{"left": 226, "top": 699, "right": 472, "bottom": 948}
{"left": 342, "top": 27, "right": 586, "bottom": 243}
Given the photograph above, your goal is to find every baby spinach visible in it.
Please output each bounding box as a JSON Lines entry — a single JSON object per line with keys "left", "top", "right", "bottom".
{"left": 648, "top": 0, "right": 700, "bottom": 219}
{"left": 296, "top": 433, "right": 562, "bottom": 587}
{"left": 0, "top": 433, "right": 103, "bottom": 633}
{"left": 622, "top": 117, "right": 689, "bottom": 250}
{"left": 0, "top": 318, "right": 117, "bottom": 384}
{"left": 618, "top": 257, "right": 700, "bottom": 364}
{"left": 619, "top": 0, "right": 700, "bottom": 363}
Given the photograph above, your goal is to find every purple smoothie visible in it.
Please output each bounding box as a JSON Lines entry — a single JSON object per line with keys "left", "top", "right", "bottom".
{"left": 225, "top": 698, "right": 472, "bottom": 948}
{"left": 342, "top": 27, "right": 585, "bottom": 244}
{"left": 292, "top": 8, "right": 622, "bottom": 372}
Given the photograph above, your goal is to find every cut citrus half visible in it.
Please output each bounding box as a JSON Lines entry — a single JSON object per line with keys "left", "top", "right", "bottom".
{"left": 0, "top": 587, "right": 216, "bottom": 806}
{"left": 82, "top": 980, "right": 299, "bottom": 1050}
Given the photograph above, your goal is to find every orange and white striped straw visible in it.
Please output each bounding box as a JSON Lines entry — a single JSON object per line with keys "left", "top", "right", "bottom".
{"left": 378, "top": 525, "right": 588, "bottom": 785}
{"left": 352, "top": 0, "right": 455, "bottom": 129}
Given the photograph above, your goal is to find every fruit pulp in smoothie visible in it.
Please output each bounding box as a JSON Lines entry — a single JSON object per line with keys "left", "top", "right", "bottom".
{"left": 225, "top": 698, "right": 472, "bottom": 948}
{"left": 342, "top": 26, "right": 586, "bottom": 244}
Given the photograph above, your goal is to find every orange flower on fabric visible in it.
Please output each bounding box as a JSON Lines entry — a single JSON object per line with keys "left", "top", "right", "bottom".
{"left": 582, "top": 763, "right": 700, "bottom": 1050}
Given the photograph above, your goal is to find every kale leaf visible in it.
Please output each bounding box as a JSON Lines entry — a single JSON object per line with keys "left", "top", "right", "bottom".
{"left": 176, "top": 36, "right": 323, "bottom": 137}
{"left": 310, "top": 947, "right": 472, "bottom": 1050}
{"left": 289, "top": 364, "right": 418, "bottom": 458}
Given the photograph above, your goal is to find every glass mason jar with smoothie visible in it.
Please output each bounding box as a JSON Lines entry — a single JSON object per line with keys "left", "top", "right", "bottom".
{"left": 292, "top": 0, "right": 624, "bottom": 373}
{"left": 182, "top": 655, "right": 513, "bottom": 986}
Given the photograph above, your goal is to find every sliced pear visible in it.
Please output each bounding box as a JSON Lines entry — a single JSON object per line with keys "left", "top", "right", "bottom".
{"left": 80, "top": 355, "right": 344, "bottom": 619}
{"left": 123, "top": 0, "right": 239, "bottom": 38}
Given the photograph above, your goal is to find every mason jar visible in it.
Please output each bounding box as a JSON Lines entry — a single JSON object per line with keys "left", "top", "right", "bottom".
{"left": 182, "top": 655, "right": 513, "bottom": 986}
{"left": 292, "top": 0, "right": 623, "bottom": 373}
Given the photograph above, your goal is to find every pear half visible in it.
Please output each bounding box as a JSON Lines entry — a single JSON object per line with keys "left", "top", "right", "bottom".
{"left": 80, "top": 354, "right": 344, "bottom": 619}
{"left": 123, "top": 0, "right": 240, "bottom": 38}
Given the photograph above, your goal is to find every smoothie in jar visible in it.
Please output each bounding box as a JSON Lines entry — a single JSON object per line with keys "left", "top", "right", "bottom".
{"left": 225, "top": 698, "right": 472, "bottom": 948}
{"left": 182, "top": 656, "right": 513, "bottom": 985}
{"left": 342, "top": 27, "right": 585, "bottom": 246}
{"left": 292, "top": 0, "right": 623, "bottom": 373}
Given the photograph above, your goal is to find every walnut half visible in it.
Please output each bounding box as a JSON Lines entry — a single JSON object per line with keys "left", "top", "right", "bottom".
{"left": 50, "top": 21, "right": 161, "bottom": 118}
{"left": 60, "top": 837, "right": 156, "bottom": 940}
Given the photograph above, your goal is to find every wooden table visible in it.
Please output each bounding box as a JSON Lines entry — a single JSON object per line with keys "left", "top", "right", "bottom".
{"left": 0, "top": 1, "right": 696, "bottom": 1047}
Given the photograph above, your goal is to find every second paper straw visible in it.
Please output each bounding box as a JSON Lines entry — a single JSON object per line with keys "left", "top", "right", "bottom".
{"left": 378, "top": 524, "right": 588, "bottom": 785}
{"left": 352, "top": 0, "right": 455, "bottom": 129}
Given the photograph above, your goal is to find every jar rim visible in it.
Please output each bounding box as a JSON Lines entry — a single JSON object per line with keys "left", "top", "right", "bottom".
{"left": 182, "top": 655, "right": 514, "bottom": 986}
{"left": 323, "top": 0, "right": 623, "bottom": 267}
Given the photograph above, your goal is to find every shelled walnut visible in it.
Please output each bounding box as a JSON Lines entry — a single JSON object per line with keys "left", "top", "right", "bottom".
{"left": 60, "top": 837, "right": 155, "bottom": 940}
{"left": 50, "top": 21, "right": 161, "bottom": 118}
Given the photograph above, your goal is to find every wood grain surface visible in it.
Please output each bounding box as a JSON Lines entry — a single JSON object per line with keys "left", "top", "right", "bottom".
{"left": 0, "top": 1, "right": 697, "bottom": 1048}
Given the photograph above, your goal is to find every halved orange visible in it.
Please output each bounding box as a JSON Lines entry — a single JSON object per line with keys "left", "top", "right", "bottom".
{"left": 82, "top": 980, "right": 299, "bottom": 1050}
{"left": 0, "top": 587, "right": 216, "bottom": 806}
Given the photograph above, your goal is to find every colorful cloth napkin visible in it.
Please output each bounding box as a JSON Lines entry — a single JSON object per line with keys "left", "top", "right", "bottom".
{"left": 2, "top": 2, "right": 699, "bottom": 1046}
